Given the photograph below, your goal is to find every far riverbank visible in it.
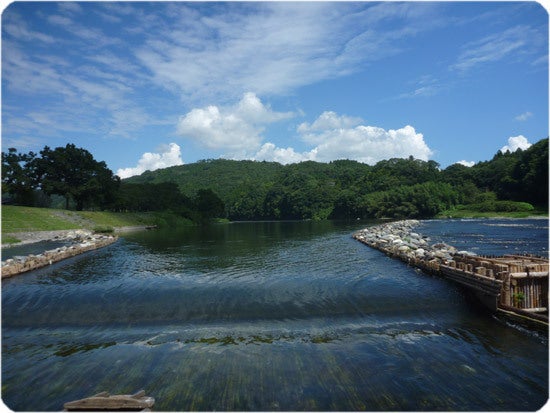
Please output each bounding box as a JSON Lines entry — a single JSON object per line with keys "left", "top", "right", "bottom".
{"left": 1, "top": 205, "right": 193, "bottom": 245}
{"left": 1, "top": 226, "right": 154, "bottom": 249}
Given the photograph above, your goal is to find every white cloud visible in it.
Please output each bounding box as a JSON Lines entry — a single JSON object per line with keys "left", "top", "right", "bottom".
{"left": 298, "top": 111, "right": 363, "bottom": 136}
{"left": 177, "top": 92, "right": 294, "bottom": 156}
{"left": 253, "top": 143, "right": 316, "bottom": 165}
{"left": 3, "top": 13, "right": 56, "bottom": 44}
{"left": 250, "top": 111, "right": 434, "bottom": 165}
{"left": 514, "top": 111, "right": 533, "bottom": 121}
{"left": 116, "top": 143, "right": 184, "bottom": 179}
{"left": 456, "top": 160, "right": 475, "bottom": 167}
{"left": 134, "top": 2, "right": 440, "bottom": 102}
{"left": 500, "top": 135, "right": 532, "bottom": 153}
{"left": 296, "top": 112, "right": 433, "bottom": 164}
{"left": 451, "top": 25, "right": 543, "bottom": 72}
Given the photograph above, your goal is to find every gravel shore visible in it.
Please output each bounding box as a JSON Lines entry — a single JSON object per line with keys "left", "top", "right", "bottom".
{"left": 2, "top": 226, "right": 153, "bottom": 248}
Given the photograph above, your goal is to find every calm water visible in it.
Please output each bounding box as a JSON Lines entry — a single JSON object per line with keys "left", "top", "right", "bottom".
{"left": 2, "top": 219, "right": 548, "bottom": 411}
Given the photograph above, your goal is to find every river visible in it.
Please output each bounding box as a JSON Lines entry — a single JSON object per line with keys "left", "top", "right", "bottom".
{"left": 2, "top": 219, "right": 548, "bottom": 411}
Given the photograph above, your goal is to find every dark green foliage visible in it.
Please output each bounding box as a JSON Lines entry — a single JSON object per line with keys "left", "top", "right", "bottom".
{"left": 362, "top": 182, "right": 459, "bottom": 219}
{"left": 461, "top": 138, "right": 548, "bottom": 206}
{"left": 4, "top": 138, "right": 546, "bottom": 221}
{"left": 125, "top": 138, "right": 547, "bottom": 220}
{"left": 32, "top": 144, "right": 120, "bottom": 210}
{"left": 367, "top": 157, "right": 441, "bottom": 192}
{"left": 1, "top": 148, "right": 39, "bottom": 205}
{"left": 193, "top": 189, "right": 225, "bottom": 223}
{"left": 3, "top": 144, "right": 120, "bottom": 210}
{"left": 509, "top": 139, "right": 548, "bottom": 205}
{"left": 128, "top": 159, "right": 283, "bottom": 202}
{"left": 115, "top": 182, "right": 192, "bottom": 212}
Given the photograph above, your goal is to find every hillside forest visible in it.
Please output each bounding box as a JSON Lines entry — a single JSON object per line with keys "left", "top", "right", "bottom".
{"left": 2, "top": 138, "right": 548, "bottom": 223}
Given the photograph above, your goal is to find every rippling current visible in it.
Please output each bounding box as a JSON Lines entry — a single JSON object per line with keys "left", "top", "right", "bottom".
{"left": 2, "top": 219, "right": 548, "bottom": 411}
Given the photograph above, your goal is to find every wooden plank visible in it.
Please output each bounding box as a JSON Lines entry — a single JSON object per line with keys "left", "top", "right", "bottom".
{"left": 63, "top": 391, "right": 154, "bottom": 411}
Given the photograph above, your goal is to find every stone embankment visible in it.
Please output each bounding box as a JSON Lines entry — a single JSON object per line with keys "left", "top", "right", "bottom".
{"left": 353, "top": 219, "right": 475, "bottom": 271}
{"left": 1, "top": 230, "right": 118, "bottom": 278}
{"left": 353, "top": 220, "right": 549, "bottom": 330}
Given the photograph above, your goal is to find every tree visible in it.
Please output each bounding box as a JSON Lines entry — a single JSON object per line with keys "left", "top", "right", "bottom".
{"left": 1, "top": 148, "right": 37, "bottom": 205}
{"left": 32, "top": 144, "right": 119, "bottom": 210}
{"left": 194, "top": 189, "right": 225, "bottom": 222}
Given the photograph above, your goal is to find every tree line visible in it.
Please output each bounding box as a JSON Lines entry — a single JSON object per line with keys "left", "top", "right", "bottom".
{"left": 1, "top": 144, "right": 224, "bottom": 223}
{"left": 2, "top": 138, "right": 548, "bottom": 222}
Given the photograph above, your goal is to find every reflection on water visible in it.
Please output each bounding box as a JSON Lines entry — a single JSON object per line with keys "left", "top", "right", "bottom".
{"left": 2, "top": 220, "right": 548, "bottom": 411}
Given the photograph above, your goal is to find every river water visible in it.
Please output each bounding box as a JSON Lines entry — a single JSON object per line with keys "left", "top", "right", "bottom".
{"left": 2, "top": 219, "right": 548, "bottom": 411}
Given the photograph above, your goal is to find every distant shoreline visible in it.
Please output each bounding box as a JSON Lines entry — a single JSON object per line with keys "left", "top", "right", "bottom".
{"left": 2, "top": 215, "right": 547, "bottom": 249}
{"left": 1, "top": 226, "right": 152, "bottom": 249}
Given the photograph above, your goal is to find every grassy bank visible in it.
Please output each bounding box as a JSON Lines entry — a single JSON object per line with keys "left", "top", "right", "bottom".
{"left": 435, "top": 206, "right": 549, "bottom": 219}
{"left": 1, "top": 205, "right": 194, "bottom": 243}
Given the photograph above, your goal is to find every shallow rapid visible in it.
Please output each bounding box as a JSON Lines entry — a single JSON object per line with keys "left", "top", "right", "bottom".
{"left": 2, "top": 219, "right": 548, "bottom": 410}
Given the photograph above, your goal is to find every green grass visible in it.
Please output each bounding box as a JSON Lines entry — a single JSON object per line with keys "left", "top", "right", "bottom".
{"left": 2, "top": 235, "right": 22, "bottom": 244}
{"left": 1, "top": 205, "right": 80, "bottom": 233}
{"left": 76, "top": 210, "right": 160, "bottom": 228}
{"left": 436, "top": 206, "right": 549, "bottom": 219}
{"left": 2, "top": 205, "right": 194, "bottom": 238}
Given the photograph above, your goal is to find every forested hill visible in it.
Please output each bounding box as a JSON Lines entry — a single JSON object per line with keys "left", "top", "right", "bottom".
{"left": 124, "top": 138, "right": 548, "bottom": 220}
{"left": 127, "top": 159, "right": 284, "bottom": 203}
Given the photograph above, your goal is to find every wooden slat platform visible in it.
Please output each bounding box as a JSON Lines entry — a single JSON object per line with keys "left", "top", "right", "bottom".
{"left": 63, "top": 390, "right": 154, "bottom": 411}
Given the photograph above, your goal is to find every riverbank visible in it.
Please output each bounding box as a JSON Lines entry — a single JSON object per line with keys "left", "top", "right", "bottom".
{"left": 1, "top": 226, "right": 154, "bottom": 249}
{"left": 435, "top": 206, "right": 548, "bottom": 219}
{"left": 1, "top": 230, "right": 118, "bottom": 278}
{"left": 1, "top": 205, "right": 193, "bottom": 245}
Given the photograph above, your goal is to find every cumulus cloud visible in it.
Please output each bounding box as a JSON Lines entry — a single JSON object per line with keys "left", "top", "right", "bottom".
{"left": 296, "top": 112, "right": 433, "bottom": 164}
{"left": 253, "top": 143, "right": 316, "bottom": 165}
{"left": 500, "top": 135, "right": 532, "bottom": 153}
{"left": 298, "top": 111, "right": 363, "bottom": 133}
{"left": 177, "top": 92, "right": 294, "bottom": 157}
{"left": 514, "top": 111, "right": 533, "bottom": 121}
{"left": 177, "top": 96, "right": 433, "bottom": 165}
{"left": 456, "top": 160, "right": 475, "bottom": 167}
{"left": 250, "top": 111, "right": 434, "bottom": 165}
{"left": 116, "top": 143, "right": 183, "bottom": 178}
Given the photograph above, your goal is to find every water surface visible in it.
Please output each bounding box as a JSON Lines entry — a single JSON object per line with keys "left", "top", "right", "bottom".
{"left": 2, "top": 219, "right": 548, "bottom": 410}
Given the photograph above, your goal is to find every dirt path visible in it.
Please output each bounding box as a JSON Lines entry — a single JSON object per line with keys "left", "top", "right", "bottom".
{"left": 49, "top": 210, "right": 97, "bottom": 228}
{"left": 2, "top": 230, "right": 82, "bottom": 247}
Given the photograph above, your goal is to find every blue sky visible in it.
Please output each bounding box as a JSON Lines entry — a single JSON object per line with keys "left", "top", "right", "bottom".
{"left": 2, "top": 1, "right": 548, "bottom": 178}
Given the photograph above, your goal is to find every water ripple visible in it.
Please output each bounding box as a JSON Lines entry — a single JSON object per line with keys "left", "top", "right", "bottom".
{"left": 2, "top": 220, "right": 548, "bottom": 411}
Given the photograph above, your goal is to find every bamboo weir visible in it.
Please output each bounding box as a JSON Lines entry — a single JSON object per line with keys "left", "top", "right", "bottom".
{"left": 353, "top": 220, "right": 549, "bottom": 330}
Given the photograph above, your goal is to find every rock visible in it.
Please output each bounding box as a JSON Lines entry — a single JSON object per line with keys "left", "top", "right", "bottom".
{"left": 457, "top": 250, "right": 476, "bottom": 256}
{"left": 2, "top": 235, "right": 118, "bottom": 278}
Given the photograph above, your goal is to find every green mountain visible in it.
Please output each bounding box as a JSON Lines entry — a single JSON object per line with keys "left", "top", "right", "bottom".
{"left": 125, "top": 159, "right": 284, "bottom": 201}
{"left": 123, "top": 138, "right": 548, "bottom": 220}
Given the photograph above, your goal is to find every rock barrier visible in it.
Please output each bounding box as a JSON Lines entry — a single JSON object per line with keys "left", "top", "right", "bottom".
{"left": 353, "top": 220, "right": 549, "bottom": 329}
{"left": 352, "top": 220, "right": 476, "bottom": 271}
{"left": 1, "top": 230, "right": 118, "bottom": 278}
